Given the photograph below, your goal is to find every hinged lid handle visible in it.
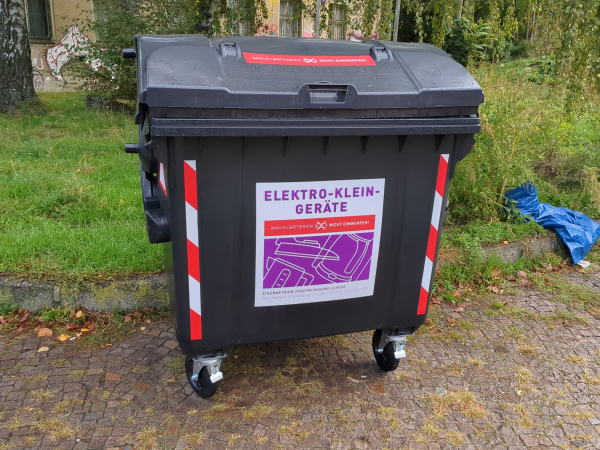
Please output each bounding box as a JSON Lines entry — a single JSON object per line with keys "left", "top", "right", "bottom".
{"left": 219, "top": 41, "right": 239, "bottom": 57}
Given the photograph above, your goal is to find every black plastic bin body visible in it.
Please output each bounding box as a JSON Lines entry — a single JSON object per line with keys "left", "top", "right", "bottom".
{"left": 130, "top": 35, "right": 482, "bottom": 358}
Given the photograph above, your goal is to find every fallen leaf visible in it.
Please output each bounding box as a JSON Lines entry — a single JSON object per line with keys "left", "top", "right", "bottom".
{"left": 38, "top": 347, "right": 49, "bottom": 352}
{"left": 15, "top": 319, "right": 29, "bottom": 328}
{"left": 18, "top": 308, "right": 29, "bottom": 318}
{"left": 145, "top": 319, "right": 151, "bottom": 323}
{"left": 518, "top": 270, "right": 527, "bottom": 279}
{"left": 431, "top": 296, "right": 442, "bottom": 305}
{"left": 446, "top": 318, "right": 457, "bottom": 324}
{"left": 105, "top": 343, "right": 112, "bottom": 347}
{"left": 452, "top": 289, "right": 461, "bottom": 297}
{"left": 503, "top": 240, "right": 508, "bottom": 245}
{"left": 87, "top": 323, "right": 97, "bottom": 331}
{"left": 0, "top": 316, "right": 5, "bottom": 325}
{"left": 454, "top": 307, "right": 465, "bottom": 312}
{"left": 37, "top": 328, "right": 53, "bottom": 337}
{"left": 123, "top": 315, "right": 133, "bottom": 323}
{"left": 58, "top": 334, "right": 70, "bottom": 342}
{"left": 490, "top": 285, "right": 500, "bottom": 294}
{"left": 75, "top": 310, "right": 84, "bottom": 319}
{"left": 140, "top": 327, "right": 146, "bottom": 331}
{"left": 143, "top": 307, "right": 155, "bottom": 312}
{"left": 516, "top": 390, "right": 522, "bottom": 396}
{"left": 504, "top": 301, "right": 509, "bottom": 306}
{"left": 97, "top": 274, "right": 104, "bottom": 278}
{"left": 80, "top": 328, "right": 90, "bottom": 334}
{"left": 75, "top": 332, "right": 82, "bottom": 339}
{"left": 424, "top": 318, "right": 432, "bottom": 326}
{"left": 491, "top": 268, "right": 502, "bottom": 278}
{"left": 65, "top": 324, "right": 80, "bottom": 330}
{"left": 132, "top": 312, "right": 142, "bottom": 319}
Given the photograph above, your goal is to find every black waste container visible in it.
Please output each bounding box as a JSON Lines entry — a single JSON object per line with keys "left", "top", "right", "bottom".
{"left": 125, "top": 35, "right": 482, "bottom": 398}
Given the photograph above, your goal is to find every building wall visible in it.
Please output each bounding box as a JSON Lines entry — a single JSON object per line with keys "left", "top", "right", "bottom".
{"left": 28, "top": 0, "right": 94, "bottom": 92}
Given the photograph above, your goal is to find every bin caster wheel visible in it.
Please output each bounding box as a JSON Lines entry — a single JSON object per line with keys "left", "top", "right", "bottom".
{"left": 372, "top": 329, "right": 400, "bottom": 372}
{"left": 186, "top": 356, "right": 218, "bottom": 398}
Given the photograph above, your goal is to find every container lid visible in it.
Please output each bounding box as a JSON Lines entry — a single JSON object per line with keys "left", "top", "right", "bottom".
{"left": 135, "top": 34, "right": 483, "bottom": 111}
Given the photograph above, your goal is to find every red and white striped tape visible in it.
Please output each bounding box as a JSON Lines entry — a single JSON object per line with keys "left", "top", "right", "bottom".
{"left": 417, "top": 154, "right": 449, "bottom": 315}
{"left": 184, "top": 160, "right": 202, "bottom": 339}
{"left": 159, "top": 162, "right": 167, "bottom": 197}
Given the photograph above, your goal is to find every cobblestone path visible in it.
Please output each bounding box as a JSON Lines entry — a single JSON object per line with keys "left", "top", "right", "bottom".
{"left": 2, "top": 267, "right": 600, "bottom": 450}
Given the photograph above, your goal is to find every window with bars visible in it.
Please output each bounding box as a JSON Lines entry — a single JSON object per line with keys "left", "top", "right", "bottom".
{"left": 279, "top": 0, "right": 300, "bottom": 37}
{"left": 332, "top": 5, "right": 345, "bottom": 40}
{"left": 26, "top": 0, "right": 52, "bottom": 40}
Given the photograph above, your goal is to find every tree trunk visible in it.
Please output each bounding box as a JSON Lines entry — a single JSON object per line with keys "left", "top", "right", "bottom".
{"left": 457, "top": 0, "right": 464, "bottom": 20}
{"left": 0, "top": 0, "right": 37, "bottom": 113}
{"left": 393, "top": 0, "right": 401, "bottom": 42}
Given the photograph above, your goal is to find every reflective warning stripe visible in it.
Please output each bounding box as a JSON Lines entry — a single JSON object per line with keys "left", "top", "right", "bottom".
{"left": 184, "top": 160, "right": 202, "bottom": 339}
{"left": 417, "top": 154, "right": 449, "bottom": 315}
{"left": 159, "top": 162, "right": 167, "bottom": 197}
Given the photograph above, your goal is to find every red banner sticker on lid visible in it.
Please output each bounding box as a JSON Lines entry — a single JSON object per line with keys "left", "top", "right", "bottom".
{"left": 243, "top": 52, "right": 376, "bottom": 66}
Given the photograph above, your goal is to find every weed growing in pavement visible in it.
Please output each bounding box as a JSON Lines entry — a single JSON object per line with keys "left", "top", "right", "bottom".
{"left": 275, "top": 407, "right": 292, "bottom": 418}
{"left": 0, "top": 300, "right": 18, "bottom": 316}
{"left": 568, "top": 411, "right": 595, "bottom": 421}
{"left": 48, "top": 359, "right": 67, "bottom": 366}
{"left": 183, "top": 432, "right": 205, "bottom": 445}
{"left": 165, "top": 356, "right": 185, "bottom": 374}
{"left": 53, "top": 398, "right": 83, "bottom": 413}
{"left": 23, "top": 437, "right": 35, "bottom": 447}
{"left": 583, "top": 370, "right": 600, "bottom": 385}
{"left": 511, "top": 403, "right": 534, "bottom": 428}
{"left": 517, "top": 344, "right": 537, "bottom": 356}
{"left": 378, "top": 406, "right": 401, "bottom": 430}
{"left": 8, "top": 416, "right": 22, "bottom": 430}
{"left": 129, "top": 426, "right": 159, "bottom": 450}
{"left": 33, "top": 417, "right": 79, "bottom": 440}
{"left": 566, "top": 354, "right": 588, "bottom": 365}
{"left": 445, "top": 430, "right": 465, "bottom": 446}
{"left": 424, "top": 388, "right": 488, "bottom": 420}
{"left": 25, "top": 374, "right": 48, "bottom": 384}
{"left": 242, "top": 403, "right": 273, "bottom": 420}
{"left": 69, "top": 370, "right": 86, "bottom": 377}
{"left": 278, "top": 421, "right": 311, "bottom": 442}
{"left": 30, "top": 389, "right": 58, "bottom": 400}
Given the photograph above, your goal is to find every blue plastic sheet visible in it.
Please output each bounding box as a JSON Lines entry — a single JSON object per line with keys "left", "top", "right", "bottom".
{"left": 505, "top": 182, "right": 600, "bottom": 264}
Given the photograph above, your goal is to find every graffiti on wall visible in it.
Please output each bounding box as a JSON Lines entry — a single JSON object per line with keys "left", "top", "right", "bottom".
{"left": 46, "top": 23, "right": 101, "bottom": 83}
{"left": 256, "top": 23, "right": 279, "bottom": 36}
{"left": 31, "top": 46, "right": 47, "bottom": 90}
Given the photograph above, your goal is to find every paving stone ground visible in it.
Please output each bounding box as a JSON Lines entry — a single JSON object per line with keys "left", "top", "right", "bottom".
{"left": 2, "top": 267, "right": 600, "bottom": 450}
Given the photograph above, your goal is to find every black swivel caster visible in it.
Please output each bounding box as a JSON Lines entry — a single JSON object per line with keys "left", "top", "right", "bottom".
{"left": 372, "top": 329, "right": 407, "bottom": 372}
{"left": 185, "top": 355, "right": 222, "bottom": 398}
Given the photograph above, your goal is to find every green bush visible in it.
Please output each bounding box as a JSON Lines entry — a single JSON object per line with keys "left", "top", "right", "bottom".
{"left": 68, "top": 0, "right": 197, "bottom": 103}
{"left": 443, "top": 19, "right": 489, "bottom": 66}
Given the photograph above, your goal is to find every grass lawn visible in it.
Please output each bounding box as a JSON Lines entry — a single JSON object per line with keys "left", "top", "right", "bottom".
{"left": 0, "top": 93, "right": 163, "bottom": 276}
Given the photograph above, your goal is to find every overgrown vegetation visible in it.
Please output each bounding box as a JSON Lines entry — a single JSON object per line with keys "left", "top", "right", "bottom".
{"left": 450, "top": 58, "right": 600, "bottom": 223}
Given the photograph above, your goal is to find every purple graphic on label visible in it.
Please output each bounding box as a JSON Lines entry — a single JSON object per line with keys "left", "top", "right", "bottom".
{"left": 263, "top": 233, "right": 374, "bottom": 288}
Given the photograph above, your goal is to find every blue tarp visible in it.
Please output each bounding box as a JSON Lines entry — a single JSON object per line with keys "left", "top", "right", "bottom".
{"left": 505, "top": 183, "right": 600, "bottom": 264}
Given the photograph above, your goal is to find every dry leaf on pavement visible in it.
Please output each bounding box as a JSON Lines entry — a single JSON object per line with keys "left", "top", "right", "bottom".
{"left": 37, "top": 328, "right": 53, "bottom": 337}
{"left": 58, "top": 334, "right": 70, "bottom": 342}
{"left": 38, "top": 347, "right": 49, "bottom": 352}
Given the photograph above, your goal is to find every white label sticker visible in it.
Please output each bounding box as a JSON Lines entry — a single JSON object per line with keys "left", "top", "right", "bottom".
{"left": 255, "top": 179, "right": 385, "bottom": 307}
